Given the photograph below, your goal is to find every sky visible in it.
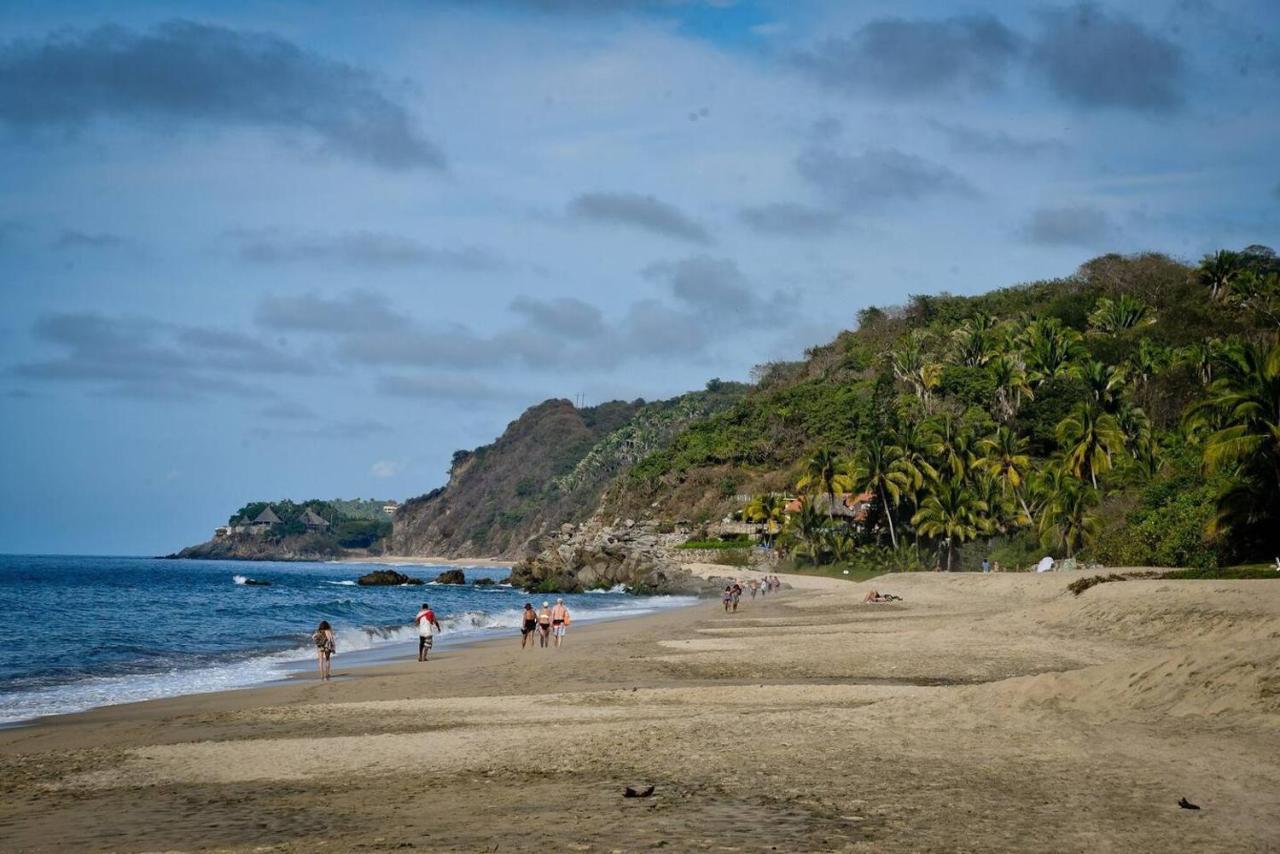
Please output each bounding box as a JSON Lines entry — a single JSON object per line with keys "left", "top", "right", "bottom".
{"left": 1, "top": 0, "right": 1277, "bottom": 555}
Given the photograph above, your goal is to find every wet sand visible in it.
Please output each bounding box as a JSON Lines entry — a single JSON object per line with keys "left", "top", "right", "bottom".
{"left": 2, "top": 567, "right": 1278, "bottom": 852}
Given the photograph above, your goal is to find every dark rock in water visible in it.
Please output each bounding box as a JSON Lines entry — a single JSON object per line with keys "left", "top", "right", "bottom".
{"left": 434, "top": 568, "right": 466, "bottom": 585}
{"left": 241, "top": 578, "right": 271, "bottom": 587}
{"left": 498, "top": 575, "right": 513, "bottom": 586}
{"left": 473, "top": 577, "right": 495, "bottom": 586}
{"left": 356, "top": 569, "right": 425, "bottom": 586}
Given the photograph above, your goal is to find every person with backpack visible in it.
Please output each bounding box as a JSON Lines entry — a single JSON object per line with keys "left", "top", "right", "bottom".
{"left": 313, "top": 620, "right": 335, "bottom": 681}
{"left": 414, "top": 603, "right": 442, "bottom": 662}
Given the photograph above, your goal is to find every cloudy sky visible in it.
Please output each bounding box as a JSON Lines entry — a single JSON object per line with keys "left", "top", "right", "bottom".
{"left": 2, "top": 0, "right": 1277, "bottom": 555}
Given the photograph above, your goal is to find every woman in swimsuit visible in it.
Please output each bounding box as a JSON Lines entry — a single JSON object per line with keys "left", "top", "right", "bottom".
{"left": 313, "top": 620, "right": 335, "bottom": 681}
{"left": 537, "top": 602, "right": 553, "bottom": 648}
{"left": 520, "top": 603, "right": 538, "bottom": 650}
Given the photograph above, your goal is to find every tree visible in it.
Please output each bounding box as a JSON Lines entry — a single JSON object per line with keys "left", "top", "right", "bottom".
{"left": 797, "top": 449, "right": 852, "bottom": 507}
{"left": 744, "top": 493, "right": 786, "bottom": 546}
{"left": 1088, "top": 294, "right": 1154, "bottom": 334}
{"left": 1020, "top": 318, "right": 1085, "bottom": 386}
{"left": 1127, "top": 338, "right": 1170, "bottom": 389}
{"left": 1184, "top": 340, "right": 1280, "bottom": 539}
{"left": 951, "top": 313, "right": 999, "bottom": 366}
{"left": 924, "top": 413, "right": 979, "bottom": 482}
{"left": 790, "top": 499, "right": 831, "bottom": 565}
{"left": 1080, "top": 359, "right": 1127, "bottom": 412}
{"left": 850, "top": 437, "right": 912, "bottom": 549}
{"left": 1037, "top": 473, "right": 1100, "bottom": 558}
{"left": 988, "top": 355, "right": 1034, "bottom": 422}
{"left": 975, "top": 426, "right": 1033, "bottom": 519}
{"left": 1056, "top": 403, "right": 1126, "bottom": 488}
{"left": 1198, "top": 249, "right": 1242, "bottom": 302}
{"left": 911, "top": 480, "right": 987, "bottom": 571}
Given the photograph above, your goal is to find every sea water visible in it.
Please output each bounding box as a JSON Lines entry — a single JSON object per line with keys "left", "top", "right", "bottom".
{"left": 0, "top": 555, "right": 695, "bottom": 725}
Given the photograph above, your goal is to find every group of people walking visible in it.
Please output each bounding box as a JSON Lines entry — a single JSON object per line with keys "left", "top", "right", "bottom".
{"left": 520, "top": 599, "right": 571, "bottom": 649}
{"left": 721, "top": 575, "right": 782, "bottom": 612}
{"left": 311, "top": 597, "right": 574, "bottom": 678}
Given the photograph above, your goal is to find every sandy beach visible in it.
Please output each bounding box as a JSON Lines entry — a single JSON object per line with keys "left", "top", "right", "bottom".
{"left": 2, "top": 567, "right": 1278, "bottom": 852}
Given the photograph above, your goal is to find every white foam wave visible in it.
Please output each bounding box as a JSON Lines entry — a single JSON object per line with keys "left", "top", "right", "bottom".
{"left": 0, "top": 593, "right": 697, "bottom": 725}
{"left": 323, "top": 580, "right": 357, "bottom": 586}
{"left": 233, "top": 575, "right": 248, "bottom": 585}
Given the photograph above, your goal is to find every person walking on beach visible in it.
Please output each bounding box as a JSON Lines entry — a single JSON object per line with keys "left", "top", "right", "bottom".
{"left": 313, "top": 620, "right": 335, "bottom": 681}
{"left": 749, "top": 579, "right": 759, "bottom": 600}
{"left": 520, "top": 603, "right": 538, "bottom": 650}
{"left": 538, "top": 601, "right": 553, "bottom": 648}
{"left": 722, "top": 585, "right": 733, "bottom": 612}
{"left": 550, "top": 598, "right": 571, "bottom": 647}
{"left": 731, "top": 582, "right": 742, "bottom": 612}
{"left": 982, "top": 558, "right": 991, "bottom": 574}
{"left": 414, "top": 603, "right": 442, "bottom": 662}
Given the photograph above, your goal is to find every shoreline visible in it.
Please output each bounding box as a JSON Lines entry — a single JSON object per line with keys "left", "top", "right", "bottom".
{"left": 335, "top": 554, "right": 515, "bottom": 568}
{"left": 3, "top": 568, "right": 1278, "bottom": 852}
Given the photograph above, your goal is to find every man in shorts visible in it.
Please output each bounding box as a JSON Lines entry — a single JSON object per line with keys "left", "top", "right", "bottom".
{"left": 550, "top": 598, "right": 571, "bottom": 648}
{"left": 414, "top": 603, "right": 442, "bottom": 661}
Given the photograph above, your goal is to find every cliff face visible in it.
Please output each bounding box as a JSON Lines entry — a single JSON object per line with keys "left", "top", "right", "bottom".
{"left": 389, "top": 399, "right": 643, "bottom": 558}
{"left": 389, "top": 387, "right": 746, "bottom": 559}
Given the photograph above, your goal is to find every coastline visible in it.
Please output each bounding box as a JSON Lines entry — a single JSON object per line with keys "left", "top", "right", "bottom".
{"left": 2, "top": 568, "right": 1278, "bottom": 852}
{"left": 335, "top": 554, "right": 515, "bottom": 568}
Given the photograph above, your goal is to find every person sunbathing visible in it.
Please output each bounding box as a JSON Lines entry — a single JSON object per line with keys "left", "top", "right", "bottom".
{"left": 863, "top": 590, "right": 902, "bottom": 603}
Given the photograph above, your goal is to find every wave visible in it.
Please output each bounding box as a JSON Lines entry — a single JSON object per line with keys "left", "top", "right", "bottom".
{"left": 323, "top": 580, "right": 357, "bottom": 586}
{"left": 233, "top": 575, "right": 248, "bottom": 585}
{"left": 585, "top": 584, "right": 629, "bottom": 594}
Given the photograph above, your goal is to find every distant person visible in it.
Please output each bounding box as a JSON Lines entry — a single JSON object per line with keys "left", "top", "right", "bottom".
{"left": 749, "top": 579, "right": 759, "bottom": 600}
{"left": 550, "top": 598, "right": 571, "bottom": 647}
{"left": 414, "top": 603, "right": 442, "bottom": 661}
{"left": 538, "top": 601, "right": 553, "bottom": 648}
{"left": 731, "top": 582, "right": 742, "bottom": 612}
{"left": 982, "top": 558, "right": 991, "bottom": 574}
{"left": 313, "top": 620, "right": 335, "bottom": 680}
{"left": 722, "top": 585, "right": 733, "bottom": 612}
{"left": 520, "top": 603, "right": 538, "bottom": 650}
{"left": 993, "top": 561, "right": 1001, "bottom": 573}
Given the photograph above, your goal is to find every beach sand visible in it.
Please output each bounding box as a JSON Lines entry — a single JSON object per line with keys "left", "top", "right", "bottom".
{"left": 2, "top": 567, "right": 1278, "bottom": 852}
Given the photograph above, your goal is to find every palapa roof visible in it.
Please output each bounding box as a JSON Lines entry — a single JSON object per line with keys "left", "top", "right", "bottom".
{"left": 300, "top": 508, "right": 330, "bottom": 528}
{"left": 785, "top": 492, "right": 876, "bottom": 521}
{"left": 252, "top": 506, "right": 282, "bottom": 525}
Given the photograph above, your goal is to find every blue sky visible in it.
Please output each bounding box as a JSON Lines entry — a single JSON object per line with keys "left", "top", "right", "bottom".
{"left": 1, "top": 0, "right": 1277, "bottom": 555}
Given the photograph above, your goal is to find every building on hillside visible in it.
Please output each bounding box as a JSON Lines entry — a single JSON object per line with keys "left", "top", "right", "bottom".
{"left": 249, "top": 506, "right": 282, "bottom": 533}
{"left": 300, "top": 508, "right": 330, "bottom": 530}
{"left": 784, "top": 492, "right": 876, "bottom": 523}
{"left": 214, "top": 525, "right": 232, "bottom": 539}
{"left": 382, "top": 501, "right": 399, "bottom": 516}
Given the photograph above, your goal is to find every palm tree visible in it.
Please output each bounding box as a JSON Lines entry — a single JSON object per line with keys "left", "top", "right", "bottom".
{"left": 744, "top": 493, "right": 786, "bottom": 546}
{"left": 911, "top": 480, "right": 987, "bottom": 571}
{"left": 850, "top": 437, "right": 912, "bottom": 549}
{"left": 951, "top": 313, "right": 999, "bottom": 367}
{"left": 825, "top": 528, "right": 858, "bottom": 564}
{"left": 988, "top": 355, "right": 1034, "bottom": 422}
{"left": 1184, "top": 340, "right": 1280, "bottom": 537}
{"left": 925, "top": 413, "right": 979, "bottom": 482}
{"left": 975, "top": 426, "right": 1033, "bottom": 519}
{"left": 1198, "top": 249, "right": 1242, "bottom": 302}
{"left": 891, "top": 334, "right": 942, "bottom": 408}
{"left": 790, "top": 499, "right": 830, "bottom": 565}
{"left": 1178, "top": 339, "right": 1220, "bottom": 385}
{"left": 1056, "top": 403, "right": 1126, "bottom": 488}
{"left": 1037, "top": 473, "right": 1100, "bottom": 558}
{"left": 1114, "top": 402, "right": 1155, "bottom": 469}
{"left": 1088, "top": 294, "right": 1155, "bottom": 334}
{"left": 1080, "top": 359, "right": 1127, "bottom": 412}
{"left": 1020, "top": 318, "right": 1085, "bottom": 386}
{"left": 1127, "top": 338, "right": 1169, "bottom": 389}
{"left": 796, "top": 449, "right": 852, "bottom": 509}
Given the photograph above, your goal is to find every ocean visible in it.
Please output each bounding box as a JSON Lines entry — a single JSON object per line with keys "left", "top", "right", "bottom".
{"left": 0, "top": 555, "right": 696, "bottom": 725}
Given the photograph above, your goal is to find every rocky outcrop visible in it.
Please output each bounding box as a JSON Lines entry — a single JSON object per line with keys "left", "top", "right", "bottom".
{"left": 166, "top": 533, "right": 347, "bottom": 562}
{"left": 510, "top": 519, "right": 723, "bottom": 596}
{"left": 434, "top": 569, "right": 466, "bottom": 585}
{"left": 356, "top": 569, "right": 424, "bottom": 586}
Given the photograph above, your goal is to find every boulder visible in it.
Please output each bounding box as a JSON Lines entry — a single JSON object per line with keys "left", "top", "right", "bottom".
{"left": 356, "top": 569, "right": 424, "bottom": 586}
{"left": 473, "top": 577, "right": 495, "bottom": 586}
{"left": 434, "top": 568, "right": 466, "bottom": 585}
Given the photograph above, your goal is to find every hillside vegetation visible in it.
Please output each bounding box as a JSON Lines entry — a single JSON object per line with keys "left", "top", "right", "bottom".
{"left": 391, "top": 247, "right": 1279, "bottom": 572}
{"left": 602, "top": 247, "right": 1280, "bottom": 571}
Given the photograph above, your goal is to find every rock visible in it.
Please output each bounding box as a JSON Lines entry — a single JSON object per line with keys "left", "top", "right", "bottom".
{"left": 241, "top": 578, "right": 271, "bottom": 587}
{"left": 434, "top": 568, "right": 466, "bottom": 584}
{"left": 473, "top": 577, "right": 495, "bottom": 586}
{"left": 356, "top": 570, "right": 424, "bottom": 586}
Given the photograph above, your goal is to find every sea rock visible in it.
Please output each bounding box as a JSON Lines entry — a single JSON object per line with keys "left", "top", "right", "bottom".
{"left": 356, "top": 569, "right": 424, "bottom": 586}
{"left": 434, "top": 569, "right": 466, "bottom": 585}
{"left": 510, "top": 520, "right": 720, "bottom": 596}
{"left": 473, "top": 577, "right": 495, "bottom": 586}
